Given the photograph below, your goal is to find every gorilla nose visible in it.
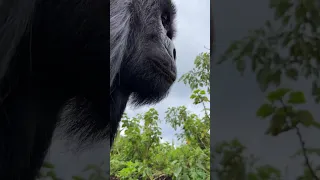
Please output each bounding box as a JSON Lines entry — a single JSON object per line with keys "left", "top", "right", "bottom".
{"left": 167, "top": 38, "right": 176, "bottom": 60}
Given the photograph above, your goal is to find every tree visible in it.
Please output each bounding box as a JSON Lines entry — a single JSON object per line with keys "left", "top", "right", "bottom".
{"left": 217, "top": 0, "right": 320, "bottom": 179}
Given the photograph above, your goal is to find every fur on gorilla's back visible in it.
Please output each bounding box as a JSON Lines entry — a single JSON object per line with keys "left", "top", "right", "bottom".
{"left": 0, "top": 0, "right": 110, "bottom": 178}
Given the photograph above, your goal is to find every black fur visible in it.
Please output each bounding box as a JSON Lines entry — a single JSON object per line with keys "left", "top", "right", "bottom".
{"left": 0, "top": 0, "right": 177, "bottom": 179}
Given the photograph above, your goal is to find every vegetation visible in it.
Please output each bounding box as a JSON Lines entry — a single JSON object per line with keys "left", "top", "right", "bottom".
{"left": 215, "top": 0, "right": 320, "bottom": 179}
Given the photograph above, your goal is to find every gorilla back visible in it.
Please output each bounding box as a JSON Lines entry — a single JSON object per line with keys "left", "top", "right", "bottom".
{"left": 0, "top": 0, "right": 177, "bottom": 179}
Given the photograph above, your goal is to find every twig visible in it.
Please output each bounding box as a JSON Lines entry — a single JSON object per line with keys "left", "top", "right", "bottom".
{"left": 280, "top": 100, "right": 319, "bottom": 180}
{"left": 294, "top": 125, "right": 319, "bottom": 180}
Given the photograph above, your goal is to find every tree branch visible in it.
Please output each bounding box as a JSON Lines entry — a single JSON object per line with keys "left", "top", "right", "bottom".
{"left": 280, "top": 99, "right": 319, "bottom": 180}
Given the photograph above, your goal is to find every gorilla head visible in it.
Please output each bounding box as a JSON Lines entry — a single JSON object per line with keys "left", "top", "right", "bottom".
{"left": 117, "top": 0, "right": 176, "bottom": 104}
{"left": 110, "top": 0, "right": 177, "bottom": 102}
{"left": 110, "top": 0, "right": 177, "bottom": 142}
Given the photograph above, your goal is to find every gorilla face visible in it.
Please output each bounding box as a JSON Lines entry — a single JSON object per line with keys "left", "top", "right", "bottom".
{"left": 119, "top": 0, "right": 177, "bottom": 105}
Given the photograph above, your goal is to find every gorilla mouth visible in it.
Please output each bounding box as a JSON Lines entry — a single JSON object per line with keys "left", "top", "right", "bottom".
{"left": 151, "top": 59, "right": 176, "bottom": 83}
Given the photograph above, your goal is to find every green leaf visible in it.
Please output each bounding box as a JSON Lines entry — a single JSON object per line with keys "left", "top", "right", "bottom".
{"left": 310, "top": 120, "right": 320, "bottom": 129}
{"left": 196, "top": 161, "right": 208, "bottom": 172}
{"left": 287, "top": 91, "right": 306, "bottom": 104}
{"left": 257, "top": 68, "right": 271, "bottom": 91}
{"left": 182, "top": 173, "right": 190, "bottom": 180}
{"left": 247, "top": 173, "right": 259, "bottom": 180}
{"left": 256, "top": 104, "right": 275, "bottom": 118}
{"left": 275, "top": 0, "right": 293, "bottom": 18}
{"left": 46, "top": 170, "right": 57, "bottom": 178}
{"left": 174, "top": 166, "right": 182, "bottom": 177}
{"left": 265, "top": 112, "right": 287, "bottom": 136}
{"left": 42, "top": 162, "right": 55, "bottom": 169}
{"left": 72, "top": 176, "right": 86, "bottom": 180}
{"left": 267, "top": 88, "right": 291, "bottom": 102}
{"left": 295, "top": 110, "right": 314, "bottom": 127}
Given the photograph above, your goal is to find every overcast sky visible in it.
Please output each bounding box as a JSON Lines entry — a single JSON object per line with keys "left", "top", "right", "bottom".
{"left": 212, "top": 0, "right": 320, "bottom": 179}
{"left": 43, "top": 1, "right": 210, "bottom": 179}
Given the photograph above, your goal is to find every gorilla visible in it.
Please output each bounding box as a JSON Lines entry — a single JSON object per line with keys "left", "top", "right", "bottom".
{"left": 0, "top": 0, "right": 177, "bottom": 179}
{"left": 110, "top": 0, "right": 177, "bottom": 144}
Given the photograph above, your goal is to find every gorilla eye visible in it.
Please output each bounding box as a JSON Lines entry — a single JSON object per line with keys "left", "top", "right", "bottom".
{"left": 161, "top": 14, "right": 169, "bottom": 26}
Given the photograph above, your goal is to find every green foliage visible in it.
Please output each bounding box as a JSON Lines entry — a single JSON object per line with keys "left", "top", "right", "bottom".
{"left": 216, "top": 0, "right": 320, "bottom": 179}
{"left": 180, "top": 52, "right": 210, "bottom": 94}
{"left": 266, "top": 88, "right": 291, "bottom": 102}
{"left": 255, "top": 88, "right": 319, "bottom": 136}
{"left": 212, "top": 139, "right": 283, "bottom": 180}
{"left": 256, "top": 103, "right": 275, "bottom": 118}
{"left": 38, "top": 162, "right": 63, "bottom": 180}
{"left": 81, "top": 162, "right": 109, "bottom": 180}
{"left": 287, "top": 91, "right": 306, "bottom": 104}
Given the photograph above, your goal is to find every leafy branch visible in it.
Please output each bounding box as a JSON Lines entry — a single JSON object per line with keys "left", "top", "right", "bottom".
{"left": 256, "top": 88, "right": 320, "bottom": 179}
{"left": 218, "top": 0, "right": 320, "bottom": 179}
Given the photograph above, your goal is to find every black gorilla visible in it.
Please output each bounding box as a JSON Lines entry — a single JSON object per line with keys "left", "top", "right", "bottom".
{"left": 110, "top": 0, "right": 177, "bottom": 144}
{"left": 0, "top": 0, "right": 177, "bottom": 179}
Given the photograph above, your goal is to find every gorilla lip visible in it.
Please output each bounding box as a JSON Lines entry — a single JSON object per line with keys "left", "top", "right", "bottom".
{"left": 151, "top": 58, "right": 176, "bottom": 83}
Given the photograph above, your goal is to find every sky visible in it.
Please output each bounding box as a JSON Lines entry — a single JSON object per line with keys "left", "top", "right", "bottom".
{"left": 212, "top": 0, "right": 320, "bottom": 179}
{"left": 42, "top": 1, "right": 210, "bottom": 179}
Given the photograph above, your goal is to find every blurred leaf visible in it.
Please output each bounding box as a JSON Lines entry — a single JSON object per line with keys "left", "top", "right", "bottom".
{"left": 256, "top": 104, "right": 275, "bottom": 118}
{"left": 72, "top": 176, "right": 86, "bottom": 180}
{"left": 42, "top": 162, "right": 55, "bottom": 169}
{"left": 288, "top": 91, "right": 306, "bottom": 104}
{"left": 296, "top": 110, "right": 315, "bottom": 127}
{"left": 267, "top": 88, "right": 291, "bottom": 102}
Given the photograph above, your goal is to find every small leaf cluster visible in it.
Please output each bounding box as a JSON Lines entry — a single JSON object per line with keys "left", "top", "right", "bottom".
{"left": 257, "top": 88, "right": 320, "bottom": 136}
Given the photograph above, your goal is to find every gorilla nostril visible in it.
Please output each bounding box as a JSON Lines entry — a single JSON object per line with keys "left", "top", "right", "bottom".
{"left": 173, "top": 48, "right": 176, "bottom": 60}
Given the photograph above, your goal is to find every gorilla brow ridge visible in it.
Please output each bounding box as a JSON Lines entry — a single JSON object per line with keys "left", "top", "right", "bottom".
{"left": 110, "top": 0, "right": 131, "bottom": 88}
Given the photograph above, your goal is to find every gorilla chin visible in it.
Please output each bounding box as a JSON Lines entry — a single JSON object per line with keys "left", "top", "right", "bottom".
{"left": 123, "top": 57, "right": 177, "bottom": 106}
